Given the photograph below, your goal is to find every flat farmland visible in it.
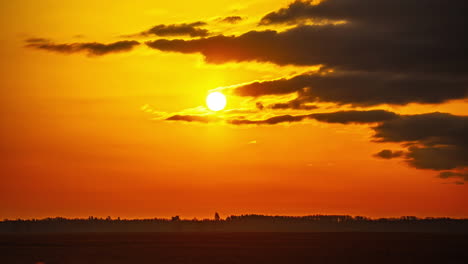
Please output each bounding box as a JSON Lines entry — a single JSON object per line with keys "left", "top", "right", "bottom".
{"left": 1, "top": 232, "right": 467, "bottom": 264}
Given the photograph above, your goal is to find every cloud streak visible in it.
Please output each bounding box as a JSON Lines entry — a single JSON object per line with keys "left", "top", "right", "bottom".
{"left": 166, "top": 114, "right": 221, "bottom": 123}
{"left": 26, "top": 39, "right": 140, "bottom": 56}
{"left": 228, "top": 110, "right": 398, "bottom": 125}
{"left": 140, "top": 22, "right": 210, "bottom": 37}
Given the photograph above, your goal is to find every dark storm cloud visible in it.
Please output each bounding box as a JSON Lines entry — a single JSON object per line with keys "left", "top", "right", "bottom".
{"left": 259, "top": 0, "right": 464, "bottom": 28}
{"left": 374, "top": 149, "right": 404, "bottom": 159}
{"left": 220, "top": 16, "right": 243, "bottom": 24}
{"left": 25, "top": 39, "right": 140, "bottom": 56}
{"left": 228, "top": 110, "right": 397, "bottom": 125}
{"left": 373, "top": 113, "right": 468, "bottom": 146}
{"left": 145, "top": 24, "right": 467, "bottom": 75}
{"left": 373, "top": 112, "right": 468, "bottom": 170}
{"left": 146, "top": 0, "right": 467, "bottom": 76}
{"left": 234, "top": 72, "right": 468, "bottom": 106}
{"left": 166, "top": 115, "right": 220, "bottom": 123}
{"left": 141, "top": 22, "right": 210, "bottom": 37}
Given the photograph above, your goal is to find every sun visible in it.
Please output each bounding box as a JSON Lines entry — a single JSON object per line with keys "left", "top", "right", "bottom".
{"left": 206, "top": 92, "right": 227, "bottom": 111}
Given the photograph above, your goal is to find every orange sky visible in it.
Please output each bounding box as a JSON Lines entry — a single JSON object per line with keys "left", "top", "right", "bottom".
{"left": 0, "top": 0, "right": 467, "bottom": 220}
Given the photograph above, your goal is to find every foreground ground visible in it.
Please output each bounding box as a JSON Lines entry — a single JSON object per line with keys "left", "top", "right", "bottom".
{"left": 1, "top": 232, "right": 467, "bottom": 264}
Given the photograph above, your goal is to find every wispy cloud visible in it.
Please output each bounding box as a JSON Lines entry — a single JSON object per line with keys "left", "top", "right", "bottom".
{"left": 25, "top": 39, "right": 140, "bottom": 56}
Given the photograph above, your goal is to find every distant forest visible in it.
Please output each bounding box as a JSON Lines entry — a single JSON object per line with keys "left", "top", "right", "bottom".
{"left": 2, "top": 214, "right": 468, "bottom": 233}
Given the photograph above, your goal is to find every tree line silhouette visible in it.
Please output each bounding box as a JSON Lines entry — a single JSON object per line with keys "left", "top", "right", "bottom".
{"left": 1, "top": 214, "right": 467, "bottom": 233}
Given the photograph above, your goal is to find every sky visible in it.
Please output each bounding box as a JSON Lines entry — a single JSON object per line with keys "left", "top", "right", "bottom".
{"left": 0, "top": 0, "right": 467, "bottom": 220}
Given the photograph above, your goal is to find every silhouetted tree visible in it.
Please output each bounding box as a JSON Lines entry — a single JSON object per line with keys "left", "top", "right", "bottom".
{"left": 1, "top": 215, "right": 468, "bottom": 233}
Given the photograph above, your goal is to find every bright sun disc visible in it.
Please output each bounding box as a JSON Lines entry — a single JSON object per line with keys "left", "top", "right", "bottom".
{"left": 206, "top": 92, "right": 227, "bottom": 111}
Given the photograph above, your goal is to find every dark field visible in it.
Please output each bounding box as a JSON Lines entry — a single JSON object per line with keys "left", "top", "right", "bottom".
{"left": 1, "top": 232, "right": 467, "bottom": 264}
